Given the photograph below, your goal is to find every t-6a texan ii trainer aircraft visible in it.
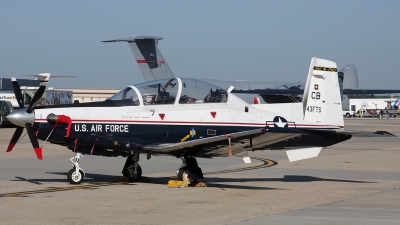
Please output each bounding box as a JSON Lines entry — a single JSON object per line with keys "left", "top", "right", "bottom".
{"left": 6, "top": 58, "right": 394, "bottom": 185}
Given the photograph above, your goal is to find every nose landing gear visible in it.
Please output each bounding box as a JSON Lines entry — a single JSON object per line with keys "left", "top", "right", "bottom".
{"left": 67, "top": 152, "right": 85, "bottom": 184}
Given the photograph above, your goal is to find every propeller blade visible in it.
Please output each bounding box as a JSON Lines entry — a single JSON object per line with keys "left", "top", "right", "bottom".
{"left": 6, "top": 127, "right": 24, "bottom": 152}
{"left": 11, "top": 78, "right": 25, "bottom": 108}
{"left": 26, "top": 123, "right": 42, "bottom": 160}
{"left": 27, "top": 85, "right": 46, "bottom": 113}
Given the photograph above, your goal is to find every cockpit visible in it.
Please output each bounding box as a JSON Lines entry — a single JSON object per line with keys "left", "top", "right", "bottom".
{"left": 107, "top": 78, "right": 228, "bottom": 106}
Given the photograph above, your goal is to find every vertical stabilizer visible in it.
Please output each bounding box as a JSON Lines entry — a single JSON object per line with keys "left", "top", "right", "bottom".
{"left": 302, "top": 58, "right": 344, "bottom": 127}
{"left": 102, "top": 36, "right": 175, "bottom": 81}
{"left": 339, "top": 64, "right": 358, "bottom": 89}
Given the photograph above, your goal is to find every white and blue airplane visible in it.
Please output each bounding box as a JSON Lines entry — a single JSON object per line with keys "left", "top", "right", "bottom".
{"left": 6, "top": 57, "right": 393, "bottom": 185}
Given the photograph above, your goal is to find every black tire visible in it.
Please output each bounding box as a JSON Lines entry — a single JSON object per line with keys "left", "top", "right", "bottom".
{"left": 123, "top": 165, "right": 142, "bottom": 182}
{"left": 67, "top": 168, "right": 84, "bottom": 184}
{"left": 177, "top": 166, "right": 188, "bottom": 181}
{"left": 345, "top": 113, "right": 350, "bottom": 118}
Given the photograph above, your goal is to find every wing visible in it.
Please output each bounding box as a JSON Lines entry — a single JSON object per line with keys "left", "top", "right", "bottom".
{"left": 143, "top": 127, "right": 303, "bottom": 157}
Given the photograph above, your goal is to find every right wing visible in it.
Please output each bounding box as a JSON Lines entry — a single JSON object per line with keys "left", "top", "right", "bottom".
{"left": 143, "top": 127, "right": 303, "bottom": 157}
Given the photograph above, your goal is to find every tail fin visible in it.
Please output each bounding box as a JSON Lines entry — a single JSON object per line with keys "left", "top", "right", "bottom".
{"left": 302, "top": 57, "right": 343, "bottom": 127}
{"left": 102, "top": 36, "right": 175, "bottom": 81}
{"left": 339, "top": 64, "right": 358, "bottom": 89}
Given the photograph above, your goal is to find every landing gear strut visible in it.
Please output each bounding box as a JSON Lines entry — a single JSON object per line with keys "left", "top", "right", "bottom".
{"left": 176, "top": 156, "right": 203, "bottom": 185}
{"left": 122, "top": 152, "right": 142, "bottom": 182}
{"left": 67, "top": 152, "right": 85, "bottom": 184}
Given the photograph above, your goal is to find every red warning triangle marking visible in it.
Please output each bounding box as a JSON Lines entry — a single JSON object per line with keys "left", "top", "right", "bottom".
{"left": 159, "top": 113, "right": 165, "bottom": 120}
{"left": 210, "top": 111, "right": 216, "bottom": 118}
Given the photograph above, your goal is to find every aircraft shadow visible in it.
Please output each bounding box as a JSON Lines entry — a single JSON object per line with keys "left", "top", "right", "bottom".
{"left": 11, "top": 173, "right": 374, "bottom": 191}
{"left": 203, "top": 175, "right": 375, "bottom": 184}
{"left": 12, "top": 173, "right": 121, "bottom": 185}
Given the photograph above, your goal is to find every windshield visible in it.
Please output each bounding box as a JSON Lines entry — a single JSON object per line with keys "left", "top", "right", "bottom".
{"left": 135, "top": 78, "right": 179, "bottom": 105}
{"left": 179, "top": 78, "right": 228, "bottom": 104}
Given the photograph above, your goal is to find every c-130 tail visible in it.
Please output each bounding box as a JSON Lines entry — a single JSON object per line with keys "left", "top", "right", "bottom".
{"left": 103, "top": 36, "right": 175, "bottom": 81}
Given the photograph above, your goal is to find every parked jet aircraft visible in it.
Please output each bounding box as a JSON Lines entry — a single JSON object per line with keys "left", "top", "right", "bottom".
{"left": 103, "top": 36, "right": 400, "bottom": 104}
{"left": 6, "top": 58, "right": 393, "bottom": 185}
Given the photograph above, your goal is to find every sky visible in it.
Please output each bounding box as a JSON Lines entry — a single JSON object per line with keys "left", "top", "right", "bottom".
{"left": 0, "top": 0, "right": 399, "bottom": 90}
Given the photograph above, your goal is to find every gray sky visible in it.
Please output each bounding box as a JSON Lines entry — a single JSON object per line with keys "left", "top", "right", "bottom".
{"left": 1, "top": 0, "right": 399, "bottom": 90}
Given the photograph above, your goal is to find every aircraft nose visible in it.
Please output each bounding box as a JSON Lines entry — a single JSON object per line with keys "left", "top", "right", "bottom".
{"left": 7, "top": 109, "right": 35, "bottom": 127}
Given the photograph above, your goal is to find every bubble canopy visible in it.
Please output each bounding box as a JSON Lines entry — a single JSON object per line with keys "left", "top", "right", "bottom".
{"left": 108, "top": 78, "right": 228, "bottom": 106}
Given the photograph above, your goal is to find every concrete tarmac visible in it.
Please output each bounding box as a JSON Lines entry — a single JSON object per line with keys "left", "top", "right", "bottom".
{"left": 0, "top": 118, "right": 399, "bottom": 225}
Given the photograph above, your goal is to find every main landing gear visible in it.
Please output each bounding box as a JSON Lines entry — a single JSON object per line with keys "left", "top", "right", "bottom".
{"left": 122, "top": 152, "right": 142, "bottom": 182}
{"left": 176, "top": 156, "right": 204, "bottom": 185}
{"left": 66, "top": 152, "right": 202, "bottom": 186}
{"left": 68, "top": 152, "right": 85, "bottom": 184}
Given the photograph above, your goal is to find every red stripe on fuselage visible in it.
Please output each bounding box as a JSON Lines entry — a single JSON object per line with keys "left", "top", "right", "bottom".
{"left": 35, "top": 119, "right": 343, "bottom": 129}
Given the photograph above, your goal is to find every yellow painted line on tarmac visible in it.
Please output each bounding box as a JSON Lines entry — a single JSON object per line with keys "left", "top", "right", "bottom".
{"left": 0, "top": 157, "right": 276, "bottom": 197}
{"left": 204, "top": 157, "right": 277, "bottom": 175}
{"left": 0, "top": 182, "right": 128, "bottom": 198}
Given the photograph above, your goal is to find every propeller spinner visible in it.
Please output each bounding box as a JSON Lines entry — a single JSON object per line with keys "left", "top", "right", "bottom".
{"left": 6, "top": 77, "right": 46, "bottom": 160}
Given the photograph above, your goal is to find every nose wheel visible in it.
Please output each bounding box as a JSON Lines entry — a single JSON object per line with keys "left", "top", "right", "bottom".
{"left": 67, "top": 152, "right": 85, "bottom": 184}
{"left": 68, "top": 167, "right": 84, "bottom": 184}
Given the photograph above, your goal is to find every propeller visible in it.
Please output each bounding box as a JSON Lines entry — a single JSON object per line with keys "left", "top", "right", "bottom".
{"left": 6, "top": 77, "right": 47, "bottom": 160}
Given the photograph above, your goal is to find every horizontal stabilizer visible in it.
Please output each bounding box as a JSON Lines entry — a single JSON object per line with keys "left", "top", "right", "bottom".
{"left": 285, "top": 147, "right": 322, "bottom": 162}
{"left": 333, "top": 130, "right": 395, "bottom": 137}
{"left": 102, "top": 36, "right": 163, "bottom": 43}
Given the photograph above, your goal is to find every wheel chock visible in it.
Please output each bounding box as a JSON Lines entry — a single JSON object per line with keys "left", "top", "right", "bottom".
{"left": 193, "top": 181, "right": 207, "bottom": 187}
{"left": 167, "top": 180, "right": 207, "bottom": 188}
{"left": 168, "top": 180, "right": 188, "bottom": 188}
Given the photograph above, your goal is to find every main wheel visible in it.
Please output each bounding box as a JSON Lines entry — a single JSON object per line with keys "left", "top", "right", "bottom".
{"left": 68, "top": 168, "right": 84, "bottom": 184}
{"left": 123, "top": 165, "right": 142, "bottom": 182}
{"left": 177, "top": 166, "right": 188, "bottom": 181}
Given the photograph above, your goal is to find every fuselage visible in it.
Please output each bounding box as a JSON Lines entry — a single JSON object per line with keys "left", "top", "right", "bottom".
{"left": 32, "top": 86, "right": 346, "bottom": 157}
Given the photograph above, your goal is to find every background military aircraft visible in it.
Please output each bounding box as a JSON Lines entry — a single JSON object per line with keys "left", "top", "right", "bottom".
{"left": 103, "top": 36, "right": 400, "bottom": 104}
{"left": 6, "top": 57, "right": 393, "bottom": 185}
